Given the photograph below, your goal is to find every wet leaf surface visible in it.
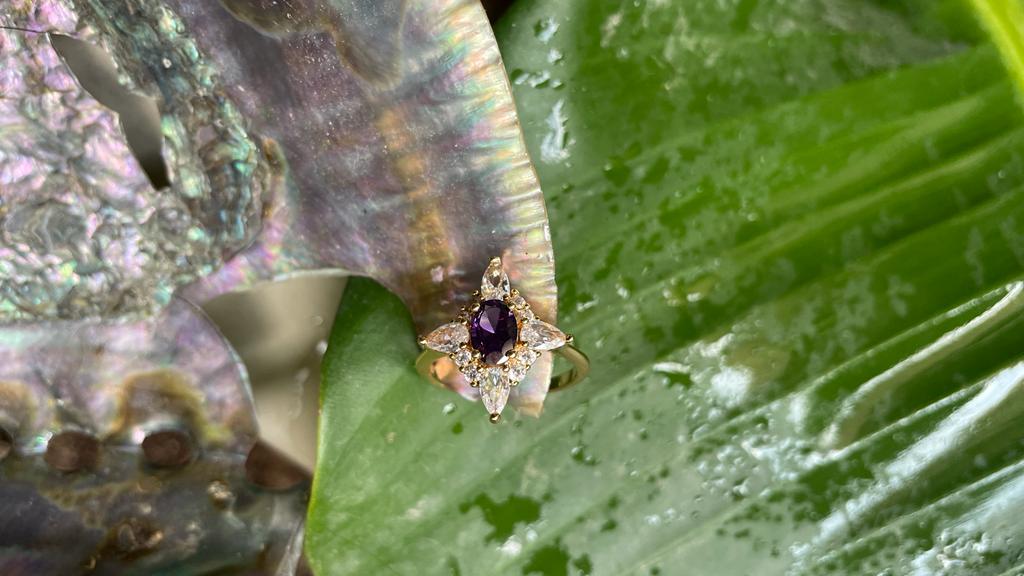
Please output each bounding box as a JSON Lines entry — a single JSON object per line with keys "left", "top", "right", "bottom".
{"left": 309, "top": 0, "right": 1024, "bottom": 573}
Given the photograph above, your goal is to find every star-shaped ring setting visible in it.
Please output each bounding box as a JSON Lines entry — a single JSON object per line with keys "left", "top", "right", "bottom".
{"left": 417, "top": 257, "right": 589, "bottom": 423}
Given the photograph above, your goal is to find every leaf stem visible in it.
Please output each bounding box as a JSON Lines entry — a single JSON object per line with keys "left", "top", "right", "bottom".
{"left": 968, "top": 0, "right": 1024, "bottom": 106}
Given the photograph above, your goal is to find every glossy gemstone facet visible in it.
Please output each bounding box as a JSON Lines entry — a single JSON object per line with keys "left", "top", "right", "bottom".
{"left": 422, "top": 322, "right": 469, "bottom": 354}
{"left": 470, "top": 300, "right": 518, "bottom": 365}
{"left": 480, "top": 368, "right": 511, "bottom": 418}
{"left": 521, "top": 319, "right": 566, "bottom": 351}
{"left": 480, "top": 258, "right": 510, "bottom": 300}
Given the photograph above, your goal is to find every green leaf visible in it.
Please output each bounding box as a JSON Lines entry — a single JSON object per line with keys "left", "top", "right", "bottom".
{"left": 969, "top": 0, "right": 1024, "bottom": 98}
{"left": 308, "top": 1, "right": 1024, "bottom": 574}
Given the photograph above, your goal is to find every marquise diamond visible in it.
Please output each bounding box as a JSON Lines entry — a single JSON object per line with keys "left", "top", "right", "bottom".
{"left": 423, "top": 322, "right": 469, "bottom": 354}
{"left": 521, "top": 320, "right": 566, "bottom": 351}
{"left": 479, "top": 368, "right": 511, "bottom": 418}
{"left": 480, "top": 257, "right": 510, "bottom": 300}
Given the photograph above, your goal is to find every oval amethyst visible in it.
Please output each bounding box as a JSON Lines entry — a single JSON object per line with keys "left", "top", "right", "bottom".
{"left": 470, "top": 300, "right": 518, "bottom": 365}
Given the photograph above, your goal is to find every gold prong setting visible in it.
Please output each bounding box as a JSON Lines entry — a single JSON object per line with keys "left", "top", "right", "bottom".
{"left": 420, "top": 257, "right": 569, "bottom": 421}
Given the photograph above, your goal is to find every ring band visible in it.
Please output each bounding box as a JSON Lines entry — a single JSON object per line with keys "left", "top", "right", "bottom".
{"left": 416, "top": 342, "right": 590, "bottom": 393}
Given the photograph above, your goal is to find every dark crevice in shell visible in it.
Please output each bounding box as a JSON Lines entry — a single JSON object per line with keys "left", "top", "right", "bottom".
{"left": 0, "top": 427, "right": 12, "bottom": 461}
{"left": 50, "top": 33, "right": 169, "bottom": 189}
{"left": 245, "top": 440, "right": 310, "bottom": 492}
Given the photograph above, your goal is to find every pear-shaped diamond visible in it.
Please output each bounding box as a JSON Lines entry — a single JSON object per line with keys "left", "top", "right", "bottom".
{"left": 423, "top": 322, "right": 469, "bottom": 354}
{"left": 479, "top": 367, "right": 511, "bottom": 418}
{"left": 480, "top": 257, "right": 510, "bottom": 300}
{"left": 521, "top": 320, "right": 566, "bottom": 351}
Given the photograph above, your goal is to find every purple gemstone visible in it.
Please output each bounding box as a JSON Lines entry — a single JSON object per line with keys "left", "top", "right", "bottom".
{"left": 470, "top": 299, "right": 518, "bottom": 365}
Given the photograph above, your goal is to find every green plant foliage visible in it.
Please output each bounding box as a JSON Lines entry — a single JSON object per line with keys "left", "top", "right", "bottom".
{"left": 308, "top": 1, "right": 1024, "bottom": 574}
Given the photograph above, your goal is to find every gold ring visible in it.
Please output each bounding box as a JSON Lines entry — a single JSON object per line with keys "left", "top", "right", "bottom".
{"left": 416, "top": 257, "right": 590, "bottom": 422}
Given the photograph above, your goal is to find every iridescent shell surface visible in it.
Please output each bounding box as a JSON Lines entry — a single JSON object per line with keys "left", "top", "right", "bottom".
{"left": 0, "top": 1, "right": 268, "bottom": 321}
{"left": 0, "top": 297, "right": 306, "bottom": 575}
{"left": 0, "top": 298, "right": 258, "bottom": 454}
{"left": 1, "top": 0, "right": 557, "bottom": 409}
{"left": 1, "top": 0, "right": 556, "bottom": 573}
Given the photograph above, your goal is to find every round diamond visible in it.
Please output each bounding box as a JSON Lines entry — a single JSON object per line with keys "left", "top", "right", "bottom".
{"left": 453, "top": 348, "right": 472, "bottom": 366}
{"left": 521, "top": 349, "right": 540, "bottom": 364}
{"left": 516, "top": 307, "right": 535, "bottom": 322}
{"left": 509, "top": 363, "right": 529, "bottom": 382}
{"left": 461, "top": 363, "right": 480, "bottom": 382}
